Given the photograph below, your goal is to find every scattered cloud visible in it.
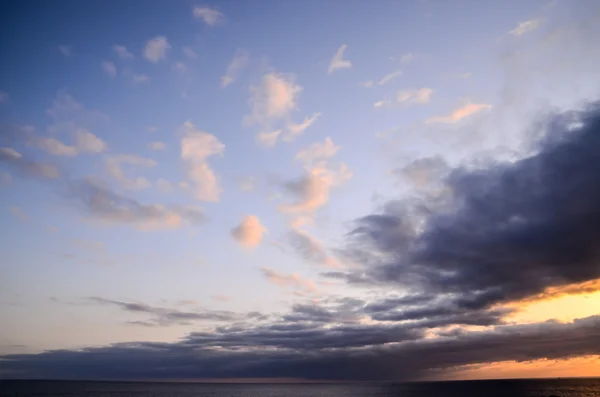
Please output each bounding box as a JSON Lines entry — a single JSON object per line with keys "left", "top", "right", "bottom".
{"left": 288, "top": 228, "right": 338, "bottom": 268}
{"left": 295, "top": 137, "right": 340, "bottom": 169}
{"left": 113, "top": 45, "right": 134, "bottom": 60}
{"left": 179, "top": 121, "right": 225, "bottom": 202}
{"left": 261, "top": 267, "right": 316, "bottom": 294}
{"left": 328, "top": 44, "right": 352, "bottom": 74}
{"left": 9, "top": 206, "right": 28, "bottom": 222}
{"left": 221, "top": 49, "right": 249, "bottom": 88}
{"left": 143, "top": 36, "right": 170, "bottom": 63}
{"left": 31, "top": 128, "right": 106, "bottom": 156}
{"left": 255, "top": 130, "right": 282, "bottom": 148}
{"left": 284, "top": 112, "right": 321, "bottom": 142}
{"left": 363, "top": 70, "right": 403, "bottom": 88}
{"left": 148, "top": 141, "right": 166, "bottom": 151}
{"left": 425, "top": 102, "right": 492, "bottom": 124}
{"left": 0, "top": 91, "right": 9, "bottom": 104}
{"left": 183, "top": 47, "right": 198, "bottom": 59}
{"left": 237, "top": 176, "right": 255, "bottom": 192}
{"left": 373, "top": 100, "right": 391, "bottom": 108}
{"left": 173, "top": 62, "right": 187, "bottom": 73}
{"left": 193, "top": 6, "right": 225, "bottom": 26}
{"left": 101, "top": 61, "right": 117, "bottom": 77}
{"left": 58, "top": 45, "right": 72, "bottom": 57}
{"left": 67, "top": 179, "right": 204, "bottom": 230}
{"left": 509, "top": 18, "right": 542, "bottom": 36}
{"left": 231, "top": 215, "right": 267, "bottom": 248}
{"left": 246, "top": 73, "right": 303, "bottom": 126}
{"left": 400, "top": 52, "right": 416, "bottom": 64}
{"left": 0, "top": 147, "right": 60, "bottom": 179}
{"left": 132, "top": 74, "right": 149, "bottom": 84}
{"left": 104, "top": 154, "right": 157, "bottom": 190}
{"left": 396, "top": 88, "right": 433, "bottom": 105}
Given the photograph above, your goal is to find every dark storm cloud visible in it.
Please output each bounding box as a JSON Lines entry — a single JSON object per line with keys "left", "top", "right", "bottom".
{"left": 1, "top": 314, "right": 598, "bottom": 380}
{"left": 341, "top": 102, "right": 600, "bottom": 310}
{"left": 89, "top": 297, "right": 244, "bottom": 326}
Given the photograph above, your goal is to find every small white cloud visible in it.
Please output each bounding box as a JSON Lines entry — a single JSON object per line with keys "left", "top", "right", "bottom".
{"left": 148, "top": 141, "right": 166, "bottom": 151}
{"left": 231, "top": 215, "right": 267, "bottom": 248}
{"left": 361, "top": 80, "right": 375, "bottom": 88}
{"left": 173, "top": 62, "right": 187, "bottom": 73}
{"left": 193, "top": 6, "right": 225, "bottom": 26}
{"left": 396, "top": 88, "right": 433, "bottom": 105}
{"left": 426, "top": 102, "right": 492, "bottom": 124}
{"left": 74, "top": 128, "right": 106, "bottom": 153}
{"left": 509, "top": 18, "right": 542, "bottom": 36}
{"left": 378, "top": 70, "right": 402, "bottom": 86}
{"left": 400, "top": 53, "right": 416, "bottom": 64}
{"left": 144, "top": 36, "right": 170, "bottom": 63}
{"left": 31, "top": 128, "right": 105, "bottom": 156}
{"left": 183, "top": 47, "right": 198, "bottom": 59}
{"left": 284, "top": 112, "right": 321, "bottom": 142}
{"left": 180, "top": 121, "right": 225, "bottom": 202}
{"left": 34, "top": 137, "right": 78, "bottom": 156}
{"left": 246, "top": 73, "right": 303, "bottom": 126}
{"left": 328, "top": 44, "right": 352, "bottom": 74}
{"left": 113, "top": 45, "right": 134, "bottom": 59}
{"left": 132, "top": 74, "right": 149, "bottom": 84}
{"left": 373, "top": 100, "right": 391, "bottom": 108}
{"left": 221, "top": 49, "right": 249, "bottom": 88}
{"left": 255, "top": 130, "right": 282, "bottom": 148}
{"left": 101, "top": 61, "right": 117, "bottom": 77}
{"left": 105, "top": 154, "right": 157, "bottom": 190}
{"left": 58, "top": 45, "right": 72, "bottom": 56}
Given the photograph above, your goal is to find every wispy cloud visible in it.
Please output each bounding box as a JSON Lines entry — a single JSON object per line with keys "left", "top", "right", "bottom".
{"left": 143, "top": 36, "right": 170, "bottom": 63}
{"left": 9, "top": 206, "right": 28, "bottom": 222}
{"left": 328, "top": 44, "right": 352, "bottom": 74}
{"left": 261, "top": 267, "right": 317, "bottom": 294}
{"left": 396, "top": 88, "right": 433, "bottom": 105}
{"left": 148, "top": 141, "right": 166, "bottom": 151}
{"left": 425, "top": 102, "right": 492, "bottom": 124}
{"left": 362, "top": 70, "right": 403, "bottom": 88}
{"left": 0, "top": 147, "right": 60, "bottom": 179}
{"left": 221, "top": 49, "right": 249, "bottom": 88}
{"left": 509, "top": 18, "right": 542, "bottom": 36}
{"left": 31, "top": 128, "right": 106, "bottom": 156}
{"left": 58, "top": 45, "right": 72, "bottom": 56}
{"left": 104, "top": 154, "right": 157, "bottom": 190}
{"left": 113, "top": 45, "right": 134, "bottom": 60}
{"left": 132, "top": 74, "right": 149, "bottom": 84}
{"left": 284, "top": 112, "right": 321, "bottom": 142}
{"left": 183, "top": 47, "right": 198, "bottom": 59}
{"left": 288, "top": 228, "right": 339, "bottom": 268}
{"left": 101, "top": 61, "right": 117, "bottom": 77}
{"left": 255, "top": 130, "right": 282, "bottom": 148}
{"left": 400, "top": 52, "right": 417, "bottom": 64}
{"left": 193, "top": 6, "right": 225, "bottom": 26}
{"left": 231, "top": 215, "right": 267, "bottom": 248}
{"left": 180, "top": 121, "right": 225, "bottom": 202}
{"left": 295, "top": 137, "right": 340, "bottom": 169}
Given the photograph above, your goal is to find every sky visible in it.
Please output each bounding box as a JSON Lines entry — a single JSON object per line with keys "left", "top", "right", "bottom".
{"left": 1, "top": 0, "right": 600, "bottom": 382}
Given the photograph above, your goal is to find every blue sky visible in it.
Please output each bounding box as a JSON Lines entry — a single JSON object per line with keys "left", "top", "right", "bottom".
{"left": 2, "top": 0, "right": 600, "bottom": 381}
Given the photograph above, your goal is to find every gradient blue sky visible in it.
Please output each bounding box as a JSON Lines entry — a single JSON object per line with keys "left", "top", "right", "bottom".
{"left": 1, "top": 0, "right": 600, "bottom": 379}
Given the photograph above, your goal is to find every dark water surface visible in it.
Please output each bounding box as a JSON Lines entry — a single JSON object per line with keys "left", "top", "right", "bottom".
{"left": 1, "top": 378, "right": 600, "bottom": 397}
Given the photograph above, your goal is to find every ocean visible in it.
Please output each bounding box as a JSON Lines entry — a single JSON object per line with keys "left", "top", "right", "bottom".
{"left": 1, "top": 378, "right": 599, "bottom": 397}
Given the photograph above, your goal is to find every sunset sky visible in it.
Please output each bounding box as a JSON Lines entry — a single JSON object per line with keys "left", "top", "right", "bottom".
{"left": 1, "top": 0, "right": 599, "bottom": 381}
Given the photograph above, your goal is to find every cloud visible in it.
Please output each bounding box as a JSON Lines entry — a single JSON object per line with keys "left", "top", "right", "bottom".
{"left": 101, "top": 61, "right": 117, "bottom": 77}
{"left": 390, "top": 156, "right": 449, "bottom": 189}
{"left": 143, "top": 36, "right": 170, "bottom": 63}
{"left": 9, "top": 206, "right": 28, "bottom": 222}
{"left": 246, "top": 73, "right": 303, "bottom": 126}
{"left": 179, "top": 121, "right": 225, "bottom": 202}
{"left": 148, "top": 141, "right": 166, "bottom": 151}
{"left": 173, "top": 62, "right": 187, "bottom": 73}
{"left": 328, "top": 44, "right": 352, "bottom": 74}
{"left": 29, "top": 128, "right": 106, "bottom": 157}
{"left": 261, "top": 267, "right": 316, "bottom": 294}
{"left": 193, "top": 6, "right": 225, "bottom": 26}
{"left": 509, "top": 18, "right": 542, "bottom": 36}
{"left": 67, "top": 178, "right": 204, "bottom": 230}
{"left": 294, "top": 137, "right": 340, "bottom": 169}
{"left": 284, "top": 112, "right": 321, "bottom": 142}
{"left": 89, "top": 297, "right": 242, "bottom": 326}
{"left": 278, "top": 164, "right": 352, "bottom": 214}
{"left": 373, "top": 100, "right": 391, "bottom": 108}
{"left": 425, "top": 102, "right": 492, "bottom": 124}
{"left": 0, "top": 147, "right": 60, "bottom": 179}
{"left": 132, "top": 74, "right": 149, "bottom": 84}
{"left": 104, "top": 154, "right": 157, "bottom": 190}
{"left": 363, "top": 70, "right": 403, "bottom": 88}
{"left": 342, "top": 102, "right": 600, "bottom": 313}
{"left": 113, "top": 45, "right": 134, "bottom": 60}
{"left": 221, "top": 49, "right": 249, "bottom": 88}
{"left": 400, "top": 53, "right": 416, "bottom": 64}
{"left": 237, "top": 176, "right": 255, "bottom": 192}
{"left": 58, "top": 45, "right": 72, "bottom": 56}
{"left": 396, "top": 88, "right": 433, "bottom": 105}
{"left": 0, "top": 91, "right": 9, "bottom": 104}
{"left": 288, "top": 228, "right": 338, "bottom": 268}
{"left": 231, "top": 215, "right": 267, "bottom": 248}
{"left": 255, "top": 130, "right": 282, "bottom": 148}
{"left": 183, "top": 47, "right": 198, "bottom": 59}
